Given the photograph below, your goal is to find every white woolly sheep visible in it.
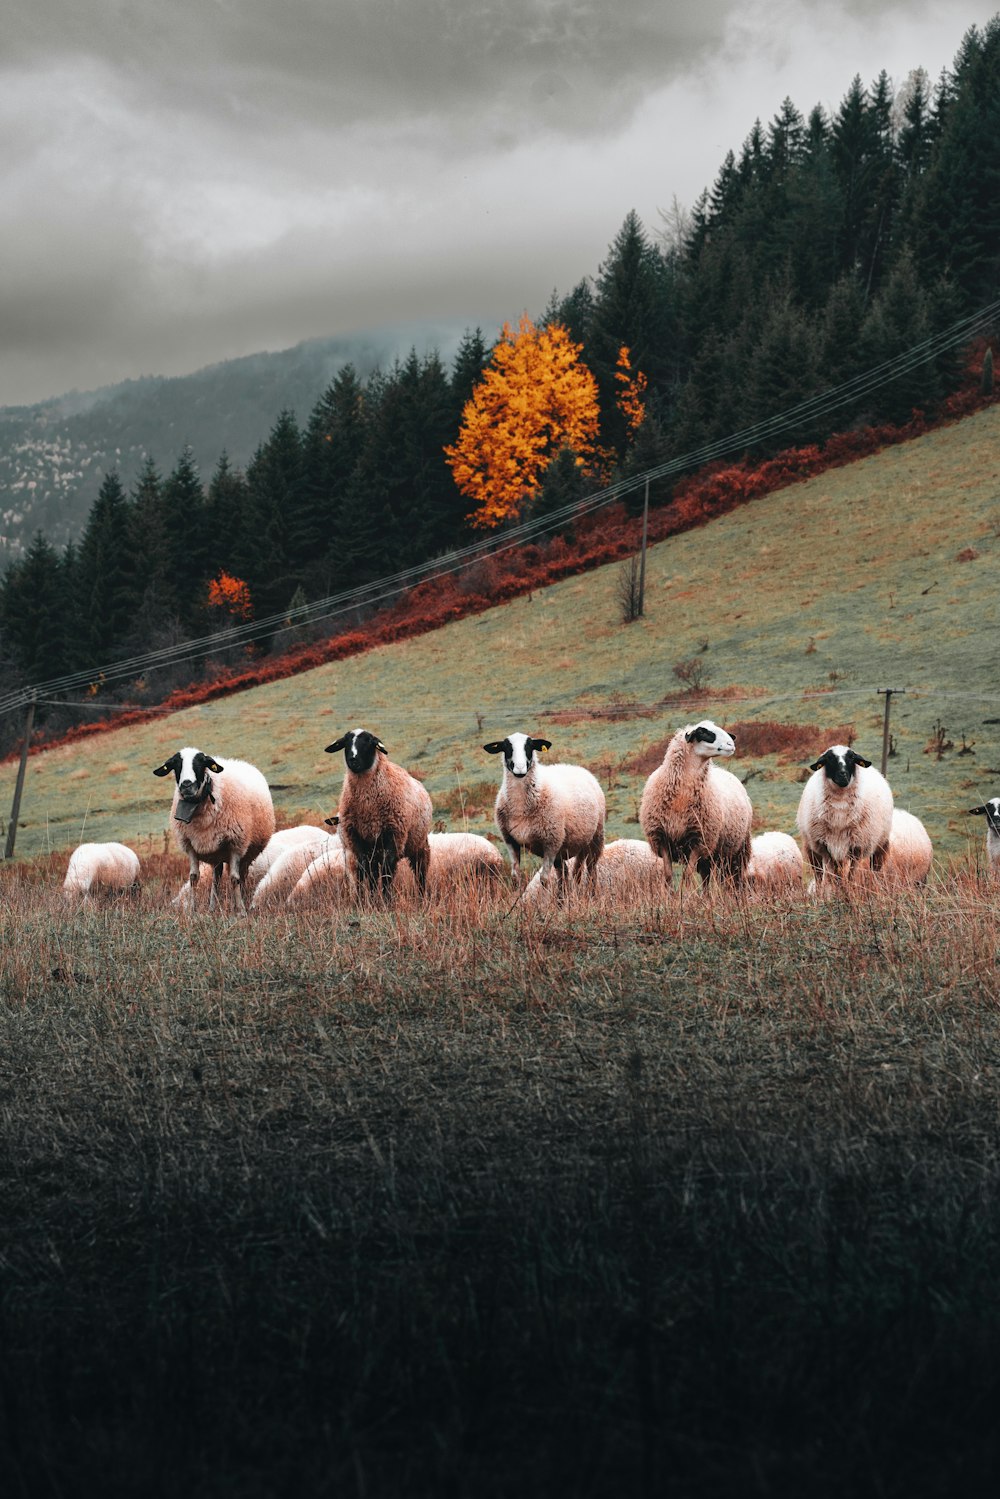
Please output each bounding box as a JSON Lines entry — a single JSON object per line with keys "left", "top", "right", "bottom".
{"left": 879, "top": 808, "right": 933, "bottom": 888}
{"left": 250, "top": 831, "right": 340, "bottom": 909}
{"left": 745, "top": 832, "right": 804, "bottom": 893}
{"left": 482, "top": 732, "right": 606, "bottom": 890}
{"left": 523, "top": 837, "right": 661, "bottom": 907}
{"left": 62, "top": 842, "right": 141, "bottom": 904}
{"left": 246, "top": 825, "right": 334, "bottom": 893}
{"left": 639, "top": 720, "right": 752, "bottom": 889}
{"left": 286, "top": 831, "right": 503, "bottom": 909}
{"left": 325, "top": 728, "right": 432, "bottom": 897}
{"left": 796, "top": 745, "right": 893, "bottom": 892}
{"left": 967, "top": 797, "right": 1000, "bottom": 878}
{"left": 286, "top": 843, "right": 351, "bottom": 908}
{"left": 153, "top": 747, "right": 275, "bottom": 914}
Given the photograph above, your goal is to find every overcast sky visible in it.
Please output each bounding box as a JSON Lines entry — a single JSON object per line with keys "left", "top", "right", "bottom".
{"left": 1, "top": 1, "right": 994, "bottom": 408}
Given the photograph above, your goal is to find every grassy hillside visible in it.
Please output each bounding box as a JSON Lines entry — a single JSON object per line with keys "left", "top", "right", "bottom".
{"left": 4, "top": 403, "right": 999, "bottom": 868}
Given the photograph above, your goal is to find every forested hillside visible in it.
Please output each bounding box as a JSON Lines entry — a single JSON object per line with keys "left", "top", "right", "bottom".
{"left": 2, "top": 19, "right": 998, "bottom": 740}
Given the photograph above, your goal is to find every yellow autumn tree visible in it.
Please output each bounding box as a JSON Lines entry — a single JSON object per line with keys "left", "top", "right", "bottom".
{"left": 445, "top": 315, "right": 600, "bottom": 530}
{"left": 614, "top": 345, "right": 648, "bottom": 438}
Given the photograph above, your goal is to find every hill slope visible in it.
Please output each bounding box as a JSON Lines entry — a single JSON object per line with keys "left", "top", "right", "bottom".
{"left": 4, "top": 404, "right": 998, "bottom": 868}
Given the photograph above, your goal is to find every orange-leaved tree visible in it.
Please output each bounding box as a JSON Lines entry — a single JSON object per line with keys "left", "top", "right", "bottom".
{"left": 206, "top": 571, "right": 253, "bottom": 621}
{"left": 614, "top": 345, "right": 648, "bottom": 438}
{"left": 445, "top": 315, "right": 600, "bottom": 530}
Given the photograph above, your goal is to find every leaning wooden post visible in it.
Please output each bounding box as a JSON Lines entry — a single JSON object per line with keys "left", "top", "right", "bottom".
{"left": 637, "top": 477, "right": 650, "bottom": 618}
{"left": 4, "top": 694, "right": 36, "bottom": 860}
{"left": 877, "top": 687, "right": 904, "bottom": 778}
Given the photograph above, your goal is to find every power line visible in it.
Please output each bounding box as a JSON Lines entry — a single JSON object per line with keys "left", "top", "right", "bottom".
{"left": 1, "top": 295, "right": 997, "bottom": 719}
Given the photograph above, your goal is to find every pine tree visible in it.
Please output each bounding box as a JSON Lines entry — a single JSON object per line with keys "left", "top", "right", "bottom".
{"left": 590, "top": 211, "right": 670, "bottom": 453}
{"left": 859, "top": 250, "right": 937, "bottom": 422}
{"left": 0, "top": 531, "right": 70, "bottom": 685}
{"left": 76, "top": 471, "right": 136, "bottom": 661}
{"left": 161, "top": 447, "right": 210, "bottom": 627}
{"left": 240, "top": 412, "right": 306, "bottom": 617}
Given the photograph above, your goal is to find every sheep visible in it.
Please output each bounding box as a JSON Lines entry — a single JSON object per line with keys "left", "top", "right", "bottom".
{"left": 325, "top": 728, "right": 432, "bottom": 898}
{"left": 286, "top": 843, "right": 351, "bottom": 908}
{"left": 62, "top": 841, "right": 141, "bottom": 904}
{"left": 246, "top": 825, "right": 335, "bottom": 893}
{"left": 153, "top": 747, "right": 275, "bottom": 914}
{"left": 286, "top": 831, "right": 504, "bottom": 910}
{"left": 796, "top": 745, "right": 893, "bottom": 892}
{"left": 879, "top": 808, "right": 933, "bottom": 888}
{"left": 638, "top": 720, "right": 752, "bottom": 889}
{"left": 523, "top": 837, "right": 661, "bottom": 907}
{"left": 425, "top": 831, "right": 506, "bottom": 891}
{"left": 250, "top": 830, "right": 340, "bottom": 909}
{"left": 745, "top": 832, "right": 804, "bottom": 893}
{"left": 482, "top": 733, "right": 605, "bottom": 891}
{"left": 966, "top": 797, "right": 1000, "bottom": 877}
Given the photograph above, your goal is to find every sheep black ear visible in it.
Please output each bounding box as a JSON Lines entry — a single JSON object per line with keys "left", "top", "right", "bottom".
{"left": 376, "top": 740, "right": 387, "bottom": 753}
{"left": 850, "top": 753, "right": 872, "bottom": 769}
{"left": 533, "top": 738, "right": 552, "bottom": 752}
{"left": 324, "top": 815, "right": 340, "bottom": 827}
{"left": 204, "top": 758, "right": 223, "bottom": 774}
{"left": 808, "top": 757, "right": 827, "bottom": 772}
{"left": 483, "top": 741, "right": 506, "bottom": 755}
{"left": 325, "top": 738, "right": 347, "bottom": 754}
{"left": 152, "top": 755, "right": 179, "bottom": 778}
{"left": 968, "top": 805, "right": 987, "bottom": 815}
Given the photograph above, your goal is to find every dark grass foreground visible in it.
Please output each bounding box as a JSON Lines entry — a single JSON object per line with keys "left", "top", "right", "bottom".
{"left": 1, "top": 873, "right": 999, "bottom": 1496}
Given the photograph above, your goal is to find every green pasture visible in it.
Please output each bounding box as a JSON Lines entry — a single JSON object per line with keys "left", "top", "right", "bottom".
{"left": 4, "top": 403, "right": 999, "bottom": 866}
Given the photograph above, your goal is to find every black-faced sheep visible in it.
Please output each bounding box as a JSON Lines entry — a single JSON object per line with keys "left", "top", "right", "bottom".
{"left": 153, "top": 746, "right": 275, "bottom": 914}
{"left": 639, "top": 720, "right": 752, "bottom": 888}
{"left": 482, "top": 732, "right": 605, "bottom": 890}
{"left": 967, "top": 798, "right": 1000, "bottom": 878}
{"left": 62, "top": 842, "right": 141, "bottom": 904}
{"left": 796, "top": 745, "right": 892, "bottom": 892}
{"left": 325, "top": 728, "right": 432, "bottom": 898}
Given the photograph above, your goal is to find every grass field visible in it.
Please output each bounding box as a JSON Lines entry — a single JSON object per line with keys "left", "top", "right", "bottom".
{"left": 2, "top": 403, "right": 999, "bottom": 868}
{"left": 2, "top": 409, "right": 1000, "bottom": 1495}
{"left": 1, "top": 861, "right": 1000, "bottom": 1495}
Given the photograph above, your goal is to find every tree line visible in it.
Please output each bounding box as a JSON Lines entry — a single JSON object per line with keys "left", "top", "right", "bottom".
{"left": 2, "top": 19, "right": 998, "bottom": 728}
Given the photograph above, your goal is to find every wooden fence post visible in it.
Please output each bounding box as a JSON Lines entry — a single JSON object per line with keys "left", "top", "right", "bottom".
{"left": 4, "top": 695, "right": 36, "bottom": 860}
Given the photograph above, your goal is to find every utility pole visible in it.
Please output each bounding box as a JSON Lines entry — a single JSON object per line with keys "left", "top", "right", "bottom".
{"left": 878, "top": 688, "right": 905, "bottom": 778}
{"left": 4, "top": 695, "right": 36, "bottom": 860}
{"left": 637, "top": 477, "right": 650, "bottom": 618}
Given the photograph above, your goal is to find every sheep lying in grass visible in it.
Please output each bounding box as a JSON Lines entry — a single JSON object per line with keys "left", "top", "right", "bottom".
{"left": 246, "top": 825, "right": 334, "bottom": 893}
{"left": 286, "top": 832, "right": 503, "bottom": 909}
{"left": 745, "top": 832, "right": 804, "bottom": 893}
{"left": 325, "top": 729, "right": 433, "bottom": 898}
{"left": 153, "top": 747, "right": 275, "bottom": 914}
{"left": 62, "top": 842, "right": 141, "bottom": 904}
{"left": 522, "top": 837, "right": 660, "bottom": 907}
{"left": 483, "top": 733, "right": 605, "bottom": 891}
{"left": 967, "top": 798, "right": 1000, "bottom": 878}
{"left": 796, "top": 745, "right": 892, "bottom": 893}
{"left": 639, "top": 720, "right": 752, "bottom": 889}
{"left": 880, "top": 808, "right": 933, "bottom": 887}
{"left": 250, "top": 831, "right": 340, "bottom": 909}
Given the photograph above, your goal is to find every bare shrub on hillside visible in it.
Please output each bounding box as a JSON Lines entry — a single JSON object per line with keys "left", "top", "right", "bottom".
{"left": 615, "top": 555, "right": 643, "bottom": 623}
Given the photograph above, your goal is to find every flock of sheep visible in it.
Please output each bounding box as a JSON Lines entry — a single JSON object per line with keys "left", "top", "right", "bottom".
{"left": 55, "top": 718, "right": 1000, "bottom": 912}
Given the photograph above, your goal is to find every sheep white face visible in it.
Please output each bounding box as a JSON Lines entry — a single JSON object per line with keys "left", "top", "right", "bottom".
{"left": 809, "top": 745, "right": 872, "bottom": 789}
{"left": 483, "top": 732, "right": 552, "bottom": 779}
{"left": 968, "top": 797, "right": 1000, "bottom": 835}
{"left": 683, "top": 720, "right": 735, "bottom": 758}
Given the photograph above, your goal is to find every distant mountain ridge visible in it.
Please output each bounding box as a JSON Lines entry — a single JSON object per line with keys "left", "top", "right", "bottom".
{"left": 0, "top": 321, "right": 472, "bottom": 565}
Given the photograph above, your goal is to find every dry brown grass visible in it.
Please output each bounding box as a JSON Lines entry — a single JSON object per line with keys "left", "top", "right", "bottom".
{"left": 1, "top": 859, "right": 999, "bottom": 1493}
